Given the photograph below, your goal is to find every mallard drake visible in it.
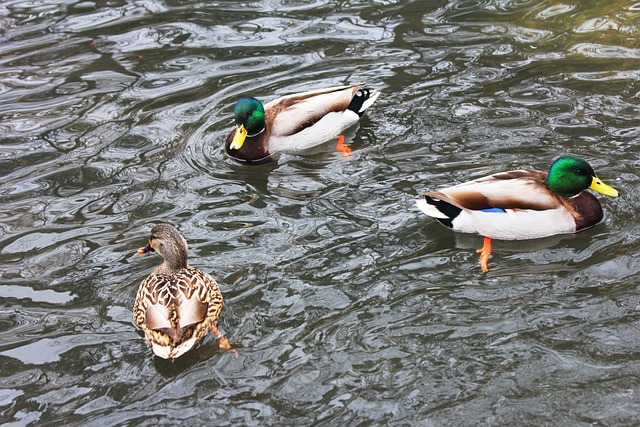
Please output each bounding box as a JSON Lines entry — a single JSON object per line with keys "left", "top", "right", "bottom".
{"left": 134, "top": 223, "right": 230, "bottom": 359}
{"left": 416, "top": 156, "right": 619, "bottom": 272}
{"left": 225, "top": 83, "right": 380, "bottom": 164}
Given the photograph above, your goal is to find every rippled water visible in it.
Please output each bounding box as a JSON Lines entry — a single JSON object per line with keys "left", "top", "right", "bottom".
{"left": 1, "top": 0, "right": 639, "bottom": 425}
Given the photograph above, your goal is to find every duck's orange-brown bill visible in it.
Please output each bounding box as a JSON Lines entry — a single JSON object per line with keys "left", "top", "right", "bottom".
{"left": 476, "top": 237, "right": 492, "bottom": 273}
{"left": 336, "top": 134, "right": 351, "bottom": 157}
{"left": 137, "top": 243, "right": 153, "bottom": 254}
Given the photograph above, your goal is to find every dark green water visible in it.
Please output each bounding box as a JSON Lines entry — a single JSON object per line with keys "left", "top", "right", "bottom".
{"left": 1, "top": 0, "right": 639, "bottom": 425}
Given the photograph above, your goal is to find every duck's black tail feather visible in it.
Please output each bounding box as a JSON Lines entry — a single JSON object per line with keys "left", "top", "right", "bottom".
{"left": 416, "top": 195, "right": 462, "bottom": 229}
{"left": 347, "top": 88, "right": 381, "bottom": 117}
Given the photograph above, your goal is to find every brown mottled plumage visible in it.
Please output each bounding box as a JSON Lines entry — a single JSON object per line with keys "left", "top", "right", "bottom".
{"left": 133, "top": 223, "right": 229, "bottom": 359}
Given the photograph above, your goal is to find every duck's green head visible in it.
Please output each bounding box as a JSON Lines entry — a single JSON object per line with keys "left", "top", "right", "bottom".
{"left": 546, "top": 156, "right": 619, "bottom": 198}
{"left": 230, "top": 97, "right": 266, "bottom": 150}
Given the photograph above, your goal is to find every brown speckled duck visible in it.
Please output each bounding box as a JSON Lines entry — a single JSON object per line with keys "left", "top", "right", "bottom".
{"left": 416, "top": 156, "right": 619, "bottom": 272}
{"left": 134, "top": 223, "right": 230, "bottom": 359}
{"left": 225, "top": 83, "right": 380, "bottom": 164}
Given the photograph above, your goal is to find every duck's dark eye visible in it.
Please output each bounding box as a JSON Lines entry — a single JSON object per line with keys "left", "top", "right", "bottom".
{"left": 575, "top": 168, "right": 584, "bottom": 175}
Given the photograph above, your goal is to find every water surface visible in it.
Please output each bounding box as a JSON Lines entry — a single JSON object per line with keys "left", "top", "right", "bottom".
{"left": 1, "top": 0, "right": 639, "bottom": 425}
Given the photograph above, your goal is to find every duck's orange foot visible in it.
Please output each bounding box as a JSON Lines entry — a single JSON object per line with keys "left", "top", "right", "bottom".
{"left": 336, "top": 134, "right": 351, "bottom": 157}
{"left": 217, "top": 336, "right": 231, "bottom": 350}
{"left": 475, "top": 236, "right": 492, "bottom": 273}
{"left": 212, "top": 324, "right": 236, "bottom": 356}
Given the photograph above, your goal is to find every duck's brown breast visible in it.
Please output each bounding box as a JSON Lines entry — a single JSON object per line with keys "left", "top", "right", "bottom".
{"left": 564, "top": 191, "right": 604, "bottom": 231}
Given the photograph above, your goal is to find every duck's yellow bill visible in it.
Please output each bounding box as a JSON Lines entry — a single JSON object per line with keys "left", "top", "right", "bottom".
{"left": 590, "top": 176, "right": 619, "bottom": 197}
{"left": 230, "top": 124, "right": 247, "bottom": 150}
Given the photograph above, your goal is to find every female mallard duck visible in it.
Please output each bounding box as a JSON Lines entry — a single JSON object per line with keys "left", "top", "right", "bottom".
{"left": 225, "top": 83, "right": 380, "bottom": 163}
{"left": 134, "top": 223, "right": 230, "bottom": 359}
{"left": 416, "top": 156, "right": 619, "bottom": 272}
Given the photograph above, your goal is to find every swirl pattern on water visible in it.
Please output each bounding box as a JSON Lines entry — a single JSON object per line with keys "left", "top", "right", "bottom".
{"left": 0, "top": 0, "right": 639, "bottom": 425}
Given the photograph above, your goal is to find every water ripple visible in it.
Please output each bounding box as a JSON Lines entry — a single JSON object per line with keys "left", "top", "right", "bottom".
{"left": 0, "top": 0, "right": 638, "bottom": 425}
{"left": 570, "top": 43, "right": 640, "bottom": 59}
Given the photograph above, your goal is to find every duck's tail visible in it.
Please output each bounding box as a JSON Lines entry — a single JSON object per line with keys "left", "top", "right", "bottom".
{"left": 347, "top": 87, "right": 381, "bottom": 117}
{"left": 416, "top": 193, "right": 462, "bottom": 229}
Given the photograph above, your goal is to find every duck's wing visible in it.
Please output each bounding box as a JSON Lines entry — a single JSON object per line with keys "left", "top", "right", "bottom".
{"left": 134, "top": 268, "right": 221, "bottom": 331}
{"left": 426, "top": 170, "right": 561, "bottom": 212}
{"left": 266, "top": 84, "right": 364, "bottom": 137}
{"left": 134, "top": 274, "right": 173, "bottom": 331}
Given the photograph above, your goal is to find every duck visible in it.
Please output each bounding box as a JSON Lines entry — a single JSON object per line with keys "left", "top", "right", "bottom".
{"left": 416, "top": 156, "right": 619, "bottom": 272}
{"left": 134, "top": 223, "right": 230, "bottom": 359}
{"left": 225, "top": 83, "right": 381, "bottom": 164}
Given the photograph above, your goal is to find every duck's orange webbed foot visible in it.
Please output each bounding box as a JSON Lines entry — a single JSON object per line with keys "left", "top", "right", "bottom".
{"left": 476, "top": 237, "right": 492, "bottom": 273}
{"left": 336, "top": 134, "right": 351, "bottom": 157}
{"left": 212, "top": 324, "right": 237, "bottom": 357}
